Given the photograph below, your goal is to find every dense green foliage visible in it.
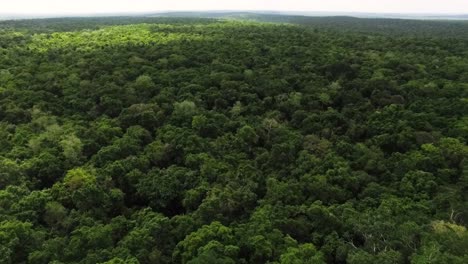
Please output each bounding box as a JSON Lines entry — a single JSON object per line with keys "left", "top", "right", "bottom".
{"left": 0, "top": 16, "right": 467, "bottom": 263}
{"left": 244, "top": 15, "right": 468, "bottom": 38}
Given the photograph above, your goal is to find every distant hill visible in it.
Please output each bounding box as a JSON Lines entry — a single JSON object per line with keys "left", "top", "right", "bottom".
{"left": 147, "top": 10, "right": 468, "bottom": 20}
{"left": 282, "top": 11, "right": 468, "bottom": 20}
{"left": 2, "top": 10, "right": 468, "bottom": 21}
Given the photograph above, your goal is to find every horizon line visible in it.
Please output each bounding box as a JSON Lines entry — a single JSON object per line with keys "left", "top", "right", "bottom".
{"left": 1, "top": 10, "right": 468, "bottom": 16}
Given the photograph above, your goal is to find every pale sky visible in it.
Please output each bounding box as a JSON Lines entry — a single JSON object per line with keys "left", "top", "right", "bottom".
{"left": 1, "top": 0, "right": 467, "bottom": 15}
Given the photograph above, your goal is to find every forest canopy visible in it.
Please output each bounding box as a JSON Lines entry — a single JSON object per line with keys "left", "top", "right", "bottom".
{"left": 0, "top": 15, "right": 467, "bottom": 264}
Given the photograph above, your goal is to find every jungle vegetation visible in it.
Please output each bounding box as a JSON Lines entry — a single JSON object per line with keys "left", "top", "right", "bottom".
{"left": 0, "top": 15, "right": 467, "bottom": 263}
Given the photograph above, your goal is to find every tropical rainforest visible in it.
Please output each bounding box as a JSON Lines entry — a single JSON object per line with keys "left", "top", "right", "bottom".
{"left": 0, "top": 15, "right": 467, "bottom": 264}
